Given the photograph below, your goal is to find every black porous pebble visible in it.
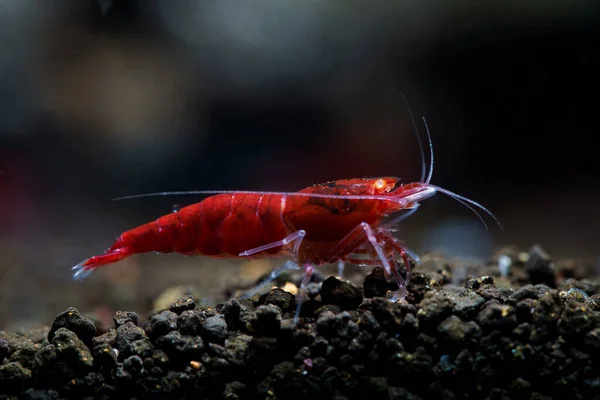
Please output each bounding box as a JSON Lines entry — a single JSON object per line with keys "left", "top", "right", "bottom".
{"left": 0, "top": 361, "right": 32, "bottom": 394}
{"left": 320, "top": 276, "right": 363, "bottom": 310}
{"left": 363, "top": 267, "right": 394, "bottom": 298}
{"left": 314, "top": 304, "right": 342, "bottom": 318}
{"left": 177, "top": 310, "right": 204, "bottom": 335}
{"left": 201, "top": 314, "right": 228, "bottom": 344}
{"left": 51, "top": 328, "right": 94, "bottom": 370}
{"left": 146, "top": 310, "right": 178, "bottom": 338}
{"left": 155, "top": 331, "right": 204, "bottom": 364}
{"left": 261, "top": 288, "right": 295, "bottom": 314}
{"left": 251, "top": 305, "right": 282, "bottom": 337}
{"left": 525, "top": 245, "right": 556, "bottom": 288}
{"left": 47, "top": 307, "right": 96, "bottom": 344}
{"left": 122, "top": 338, "right": 154, "bottom": 359}
{"left": 115, "top": 322, "right": 147, "bottom": 353}
{"left": 123, "top": 355, "right": 143, "bottom": 376}
{"left": 222, "top": 298, "right": 242, "bottom": 330}
{"left": 170, "top": 294, "right": 196, "bottom": 315}
{"left": 23, "top": 388, "right": 60, "bottom": 400}
{"left": 91, "top": 343, "right": 118, "bottom": 370}
{"left": 92, "top": 328, "right": 116, "bottom": 348}
{"left": 113, "top": 311, "right": 139, "bottom": 328}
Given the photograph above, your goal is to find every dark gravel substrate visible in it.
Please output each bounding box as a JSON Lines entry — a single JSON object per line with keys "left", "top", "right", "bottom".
{"left": 1, "top": 246, "right": 600, "bottom": 399}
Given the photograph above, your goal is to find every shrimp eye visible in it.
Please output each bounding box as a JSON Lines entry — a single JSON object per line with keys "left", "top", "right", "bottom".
{"left": 374, "top": 179, "right": 387, "bottom": 191}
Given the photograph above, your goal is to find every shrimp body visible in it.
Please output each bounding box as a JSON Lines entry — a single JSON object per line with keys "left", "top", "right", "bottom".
{"left": 72, "top": 111, "right": 501, "bottom": 324}
{"left": 72, "top": 178, "right": 434, "bottom": 276}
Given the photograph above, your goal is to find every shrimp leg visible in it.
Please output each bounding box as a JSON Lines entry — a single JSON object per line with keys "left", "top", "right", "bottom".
{"left": 325, "top": 222, "right": 394, "bottom": 275}
{"left": 328, "top": 227, "right": 419, "bottom": 302}
{"left": 238, "top": 230, "right": 306, "bottom": 299}
{"left": 337, "top": 260, "right": 345, "bottom": 279}
{"left": 238, "top": 230, "right": 306, "bottom": 256}
{"left": 294, "top": 263, "right": 314, "bottom": 325}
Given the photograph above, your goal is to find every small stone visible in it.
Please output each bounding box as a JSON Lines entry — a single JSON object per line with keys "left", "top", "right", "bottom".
{"left": 300, "top": 299, "right": 322, "bottom": 318}
{"left": 251, "top": 305, "right": 282, "bottom": 337}
{"left": 222, "top": 299, "right": 242, "bottom": 330}
{"left": 509, "top": 284, "right": 540, "bottom": 303}
{"left": 156, "top": 331, "right": 204, "bottom": 363}
{"left": 202, "top": 314, "right": 228, "bottom": 344}
{"left": 441, "top": 288, "right": 485, "bottom": 320}
{"left": 177, "top": 310, "right": 204, "bottom": 335}
{"left": 170, "top": 295, "right": 196, "bottom": 315}
{"left": 51, "top": 328, "right": 94, "bottom": 369}
{"left": 47, "top": 307, "right": 96, "bottom": 344}
{"left": 314, "top": 304, "right": 342, "bottom": 318}
{"left": 363, "top": 267, "right": 393, "bottom": 298}
{"left": 92, "top": 343, "right": 118, "bottom": 369}
{"left": 476, "top": 303, "right": 517, "bottom": 331}
{"left": 557, "top": 300, "right": 598, "bottom": 338}
{"left": 151, "top": 349, "right": 170, "bottom": 372}
{"left": 122, "top": 338, "right": 154, "bottom": 359}
{"left": 0, "top": 338, "right": 9, "bottom": 361}
{"left": 524, "top": 245, "right": 555, "bottom": 287}
{"left": 9, "top": 341, "right": 38, "bottom": 369}
{"left": 239, "top": 299, "right": 256, "bottom": 330}
{"left": 534, "top": 284, "right": 553, "bottom": 297}
{"left": 113, "top": 311, "right": 139, "bottom": 328}
{"left": 116, "top": 322, "right": 147, "bottom": 352}
{"left": 23, "top": 388, "right": 61, "bottom": 400}
{"left": 438, "top": 315, "right": 480, "bottom": 342}
{"left": 417, "top": 292, "right": 454, "bottom": 331}
{"left": 226, "top": 333, "right": 252, "bottom": 361}
{"left": 0, "top": 362, "right": 32, "bottom": 395}
{"left": 515, "top": 298, "right": 536, "bottom": 323}
{"left": 92, "top": 329, "right": 117, "bottom": 348}
{"left": 584, "top": 328, "right": 600, "bottom": 353}
{"left": 360, "top": 297, "right": 404, "bottom": 332}
{"left": 320, "top": 276, "right": 362, "bottom": 310}
{"left": 587, "top": 295, "right": 600, "bottom": 311}
{"left": 223, "top": 381, "right": 246, "bottom": 400}
{"left": 32, "top": 344, "right": 57, "bottom": 372}
{"left": 400, "top": 312, "right": 419, "bottom": 342}
{"left": 358, "top": 310, "right": 381, "bottom": 333}
{"left": 123, "top": 355, "right": 144, "bottom": 376}
{"left": 261, "top": 288, "right": 295, "bottom": 314}
{"left": 438, "top": 354, "right": 455, "bottom": 372}
{"left": 559, "top": 288, "right": 589, "bottom": 303}
{"left": 114, "top": 363, "right": 131, "bottom": 381}
{"left": 147, "top": 311, "right": 178, "bottom": 338}
{"left": 409, "top": 272, "right": 443, "bottom": 302}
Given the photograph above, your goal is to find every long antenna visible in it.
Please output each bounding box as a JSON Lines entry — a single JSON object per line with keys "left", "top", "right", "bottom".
{"left": 421, "top": 116, "right": 434, "bottom": 184}
{"left": 111, "top": 190, "right": 412, "bottom": 204}
{"left": 397, "top": 91, "right": 427, "bottom": 183}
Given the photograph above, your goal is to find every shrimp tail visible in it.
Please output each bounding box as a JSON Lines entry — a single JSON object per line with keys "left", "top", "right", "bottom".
{"left": 72, "top": 247, "right": 133, "bottom": 280}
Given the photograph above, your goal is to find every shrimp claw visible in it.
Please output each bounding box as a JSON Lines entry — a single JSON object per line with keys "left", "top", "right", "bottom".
{"left": 294, "top": 264, "right": 314, "bottom": 326}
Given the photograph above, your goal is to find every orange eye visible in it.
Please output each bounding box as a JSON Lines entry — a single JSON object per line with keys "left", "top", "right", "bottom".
{"left": 374, "top": 179, "right": 387, "bottom": 191}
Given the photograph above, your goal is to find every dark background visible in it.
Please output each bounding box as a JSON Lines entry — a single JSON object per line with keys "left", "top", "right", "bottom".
{"left": 0, "top": 0, "right": 598, "bottom": 329}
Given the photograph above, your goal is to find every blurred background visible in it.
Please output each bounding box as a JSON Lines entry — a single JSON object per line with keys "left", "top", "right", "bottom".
{"left": 0, "top": 0, "right": 598, "bottom": 329}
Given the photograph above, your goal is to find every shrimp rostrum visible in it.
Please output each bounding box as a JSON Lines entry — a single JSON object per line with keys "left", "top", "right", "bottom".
{"left": 72, "top": 119, "right": 501, "bottom": 323}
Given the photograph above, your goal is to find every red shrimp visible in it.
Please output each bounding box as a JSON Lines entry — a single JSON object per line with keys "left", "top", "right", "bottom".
{"left": 71, "top": 116, "right": 501, "bottom": 323}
